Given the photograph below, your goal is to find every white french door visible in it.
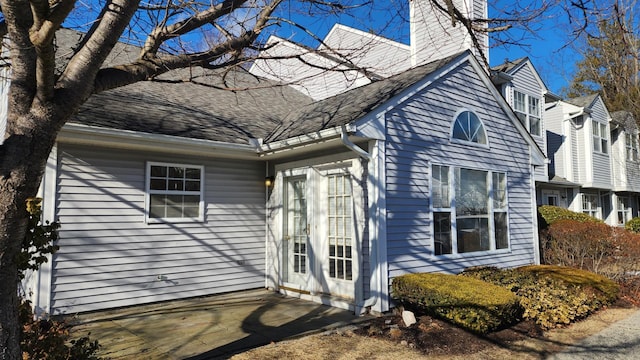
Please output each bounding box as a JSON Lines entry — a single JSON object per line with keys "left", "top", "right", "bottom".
{"left": 281, "top": 167, "right": 357, "bottom": 300}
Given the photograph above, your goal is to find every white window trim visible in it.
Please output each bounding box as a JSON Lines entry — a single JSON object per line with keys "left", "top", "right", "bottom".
{"left": 449, "top": 108, "right": 490, "bottom": 149}
{"left": 512, "top": 90, "right": 542, "bottom": 137}
{"left": 592, "top": 121, "right": 609, "bottom": 154}
{"left": 145, "top": 161, "right": 205, "bottom": 224}
{"left": 430, "top": 164, "right": 510, "bottom": 257}
{"left": 617, "top": 196, "right": 632, "bottom": 226}
{"left": 581, "top": 193, "right": 600, "bottom": 219}
{"left": 626, "top": 132, "right": 639, "bottom": 162}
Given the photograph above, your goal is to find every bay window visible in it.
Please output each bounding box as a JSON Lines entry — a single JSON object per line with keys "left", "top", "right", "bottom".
{"left": 432, "top": 165, "right": 508, "bottom": 255}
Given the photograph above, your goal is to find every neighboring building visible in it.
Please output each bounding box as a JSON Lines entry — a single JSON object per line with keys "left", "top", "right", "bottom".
{"left": 491, "top": 57, "right": 549, "bottom": 183}
{"left": 542, "top": 94, "right": 617, "bottom": 223}
{"left": 609, "top": 111, "right": 640, "bottom": 225}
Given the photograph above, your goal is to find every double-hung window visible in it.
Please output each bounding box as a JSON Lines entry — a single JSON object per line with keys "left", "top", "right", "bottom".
{"left": 432, "top": 165, "right": 508, "bottom": 255}
{"left": 513, "top": 90, "right": 541, "bottom": 136}
{"left": 617, "top": 196, "right": 632, "bottom": 225}
{"left": 582, "top": 193, "right": 599, "bottom": 218}
{"left": 626, "top": 133, "right": 638, "bottom": 161}
{"left": 592, "top": 122, "right": 608, "bottom": 154}
{"left": 146, "top": 162, "right": 204, "bottom": 222}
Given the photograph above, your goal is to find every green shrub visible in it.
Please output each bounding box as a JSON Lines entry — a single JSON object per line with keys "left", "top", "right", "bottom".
{"left": 538, "top": 205, "right": 602, "bottom": 228}
{"left": 391, "top": 273, "right": 522, "bottom": 334}
{"left": 461, "top": 265, "right": 618, "bottom": 329}
{"left": 625, "top": 217, "right": 640, "bottom": 233}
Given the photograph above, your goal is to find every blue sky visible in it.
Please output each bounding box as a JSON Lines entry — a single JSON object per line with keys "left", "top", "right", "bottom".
{"left": 271, "top": 0, "right": 581, "bottom": 95}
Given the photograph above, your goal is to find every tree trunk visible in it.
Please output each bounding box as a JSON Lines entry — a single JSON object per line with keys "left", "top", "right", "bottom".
{"left": 0, "top": 112, "right": 58, "bottom": 359}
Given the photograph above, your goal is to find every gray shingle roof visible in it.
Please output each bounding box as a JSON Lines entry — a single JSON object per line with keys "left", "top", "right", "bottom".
{"left": 74, "top": 67, "right": 313, "bottom": 144}
{"left": 490, "top": 57, "right": 527, "bottom": 74}
{"left": 266, "top": 52, "right": 463, "bottom": 142}
{"left": 611, "top": 110, "right": 637, "bottom": 131}
{"left": 61, "top": 27, "right": 462, "bottom": 146}
{"left": 566, "top": 93, "right": 599, "bottom": 108}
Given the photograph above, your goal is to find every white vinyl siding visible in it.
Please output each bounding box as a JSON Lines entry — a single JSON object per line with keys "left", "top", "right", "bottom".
{"left": 385, "top": 60, "right": 535, "bottom": 278}
{"left": 50, "top": 145, "right": 266, "bottom": 314}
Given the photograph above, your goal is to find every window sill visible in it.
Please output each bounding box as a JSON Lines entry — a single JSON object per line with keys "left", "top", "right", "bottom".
{"left": 146, "top": 217, "right": 205, "bottom": 224}
{"left": 432, "top": 247, "right": 511, "bottom": 259}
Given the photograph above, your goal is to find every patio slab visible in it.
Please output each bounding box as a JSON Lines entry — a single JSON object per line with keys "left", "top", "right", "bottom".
{"left": 68, "top": 289, "right": 366, "bottom": 359}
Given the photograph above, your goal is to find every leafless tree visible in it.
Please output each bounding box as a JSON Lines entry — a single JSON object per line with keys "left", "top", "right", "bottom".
{"left": 0, "top": 1, "right": 564, "bottom": 357}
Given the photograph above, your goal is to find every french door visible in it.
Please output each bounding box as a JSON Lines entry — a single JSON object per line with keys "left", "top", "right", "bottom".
{"left": 282, "top": 168, "right": 356, "bottom": 300}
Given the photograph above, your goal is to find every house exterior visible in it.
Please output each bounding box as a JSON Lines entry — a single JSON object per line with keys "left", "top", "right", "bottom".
{"left": 6, "top": 26, "right": 545, "bottom": 315}
{"left": 4, "top": 0, "right": 551, "bottom": 316}
{"left": 541, "top": 94, "right": 617, "bottom": 222}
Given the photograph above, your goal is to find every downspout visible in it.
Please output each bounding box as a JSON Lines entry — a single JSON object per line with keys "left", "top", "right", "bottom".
{"left": 340, "top": 125, "right": 378, "bottom": 312}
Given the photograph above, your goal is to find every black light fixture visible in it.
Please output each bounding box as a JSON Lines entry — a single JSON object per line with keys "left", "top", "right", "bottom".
{"left": 265, "top": 176, "right": 275, "bottom": 187}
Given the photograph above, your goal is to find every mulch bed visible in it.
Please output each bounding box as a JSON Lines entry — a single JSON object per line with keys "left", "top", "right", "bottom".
{"left": 353, "top": 314, "right": 543, "bottom": 356}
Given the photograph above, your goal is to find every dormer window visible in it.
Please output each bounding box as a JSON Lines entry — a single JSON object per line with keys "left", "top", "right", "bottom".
{"left": 513, "top": 90, "right": 541, "bottom": 136}
{"left": 626, "top": 133, "right": 638, "bottom": 161}
{"left": 452, "top": 110, "right": 487, "bottom": 145}
{"left": 592, "top": 122, "right": 608, "bottom": 154}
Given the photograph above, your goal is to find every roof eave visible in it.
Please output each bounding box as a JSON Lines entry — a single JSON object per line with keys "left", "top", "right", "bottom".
{"left": 59, "top": 123, "right": 260, "bottom": 160}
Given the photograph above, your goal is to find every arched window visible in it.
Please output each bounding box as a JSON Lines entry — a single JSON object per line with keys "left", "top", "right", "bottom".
{"left": 452, "top": 111, "right": 487, "bottom": 145}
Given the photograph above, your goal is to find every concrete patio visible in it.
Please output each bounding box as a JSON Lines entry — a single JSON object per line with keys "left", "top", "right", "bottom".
{"left": 67, "top": 289, "right": 365, "bottom": 359}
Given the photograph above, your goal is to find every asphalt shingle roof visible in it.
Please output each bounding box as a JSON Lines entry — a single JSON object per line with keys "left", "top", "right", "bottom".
{"left": 490, "top": 57, "right": 527, "bottom": 74}
{"left": 611, "top": 110, "right": 637, "bottom": 131}
{"left": 266, "top": 52, "right": 462, "bottom": 142}
{"left": 566, "top": 93, "right": 599, "bottom": 108}
{"left": 59, "top": 28, "right": 462, "bottom": 145}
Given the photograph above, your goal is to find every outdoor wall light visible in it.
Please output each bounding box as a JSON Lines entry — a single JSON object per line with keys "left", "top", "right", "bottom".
{"left": 265, "top": 176, "right": 275, "bottom": 187}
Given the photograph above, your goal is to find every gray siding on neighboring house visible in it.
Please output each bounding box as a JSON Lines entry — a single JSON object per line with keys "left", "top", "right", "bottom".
{"left": 385, "top": 61, "right": 535, "bottom": 278}
{"left": 593, "top": 152, "right": 613, "bottom": 188}
{"left": 509, "top": 63, "right": 547, "bottom": 180}
{"left": 50, "top": 145, "right": 266, "bottom": 314}
{"left": 589, "top": 99, "right": 613, "bottom": 189}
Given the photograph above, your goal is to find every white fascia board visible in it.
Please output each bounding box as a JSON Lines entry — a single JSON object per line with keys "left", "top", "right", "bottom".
{"left": 258, "top": 125, "right": 354, "bottom": 156}
{"left": 59, "top": 123, "right": 260, "bottom": 159}
{"left": 467, "top": 54, "right": 547, "bottom": 166}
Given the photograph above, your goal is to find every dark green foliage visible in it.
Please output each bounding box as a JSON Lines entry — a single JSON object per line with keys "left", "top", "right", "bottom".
{"left": 391, "top": 273, "right": 522, "bottom": 334}
{"left": 17, "top": 197, "right": 60, "bottom": 281}
{"left": 461, "top": 265, "right": 619, "bottom": 329}
{"left": 538, "top": 205, "right": 602, "bottom": 229}
{"left": 625, "top": 217, "right": 640, "bottom": 233}
{"left": 20, "top": 301, "right": 101, "bottom": 360}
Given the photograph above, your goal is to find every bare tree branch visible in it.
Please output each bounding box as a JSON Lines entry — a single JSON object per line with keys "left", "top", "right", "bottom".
{"left": 141, "top": 0, "right": 248, "bottom": 57}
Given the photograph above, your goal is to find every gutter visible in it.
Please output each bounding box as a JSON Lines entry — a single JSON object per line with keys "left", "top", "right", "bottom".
{"left": 59, "top": 123, "right": 259, "bottom": 159}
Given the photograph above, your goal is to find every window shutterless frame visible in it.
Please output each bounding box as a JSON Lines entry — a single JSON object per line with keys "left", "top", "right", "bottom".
{"left": 430, "top": 163, "right": 509, "bottom": 256}
{"left": 145, "top": 161, "right": 205, "bottom": 223}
